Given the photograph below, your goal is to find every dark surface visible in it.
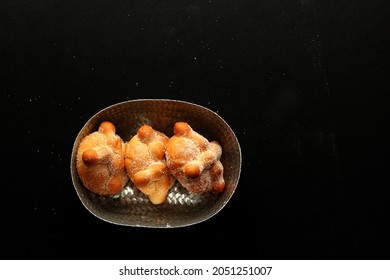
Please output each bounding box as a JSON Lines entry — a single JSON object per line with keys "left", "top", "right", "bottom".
{"left": 1, "top": 0, "right": 389, "bottom": 259}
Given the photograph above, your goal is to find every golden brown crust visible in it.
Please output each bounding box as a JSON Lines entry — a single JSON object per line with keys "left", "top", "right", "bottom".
{"left": 76, "top": 121, "right": 128, "bottom": 195}
{"left": 166, "top": 122, "right": 225, "bottom": 194}
{"left": 124, "top": 125, "right": 176, "bottom": 204}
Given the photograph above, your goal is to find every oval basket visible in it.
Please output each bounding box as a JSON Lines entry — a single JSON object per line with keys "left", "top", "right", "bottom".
{"left": 70, "top": 99, "right": 241, "bottom": 228}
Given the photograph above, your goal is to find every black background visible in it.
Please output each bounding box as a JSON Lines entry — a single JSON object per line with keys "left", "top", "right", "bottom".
{"left": 1, "top": 0, "right": 389, "bottom": 259}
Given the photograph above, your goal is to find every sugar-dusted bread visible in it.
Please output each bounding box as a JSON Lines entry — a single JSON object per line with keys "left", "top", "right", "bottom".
{"left": 165, "top": 122, "right": 225, "bottom": 194}
{"left": 76, "top": 121, "right": 128, "bottom": 195}
{"left": 124, "top": 125, "right": 176, "bottom": 204}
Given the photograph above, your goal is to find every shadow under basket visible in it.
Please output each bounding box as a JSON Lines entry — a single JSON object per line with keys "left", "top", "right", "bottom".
{"left": 70, "top": 99, "right": 242, "bottom": 228}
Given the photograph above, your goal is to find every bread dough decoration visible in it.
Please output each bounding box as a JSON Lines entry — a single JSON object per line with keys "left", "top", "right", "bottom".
{"left": 125, "top": 125, "right": 176, "bottom": 204}
{"left": 76, "top": 121, "right": 128, "bottom": 195}
{"left": 165, "top": 122, "right": 225, "bottom": 194}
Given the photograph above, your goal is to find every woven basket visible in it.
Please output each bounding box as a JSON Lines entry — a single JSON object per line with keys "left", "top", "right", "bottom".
{"left": 70, "top": 99, "right": 241, "bottom": 228}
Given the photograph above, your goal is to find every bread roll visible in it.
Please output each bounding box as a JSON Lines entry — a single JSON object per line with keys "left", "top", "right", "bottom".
{"left": 76, "top": 121, "right": 128, "bottom": 195}
{"left": 125, "top": 125, "right": 176, "bottom": 204}
{"left": 165, "top": 122, "right": 225, "bottom": 194}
